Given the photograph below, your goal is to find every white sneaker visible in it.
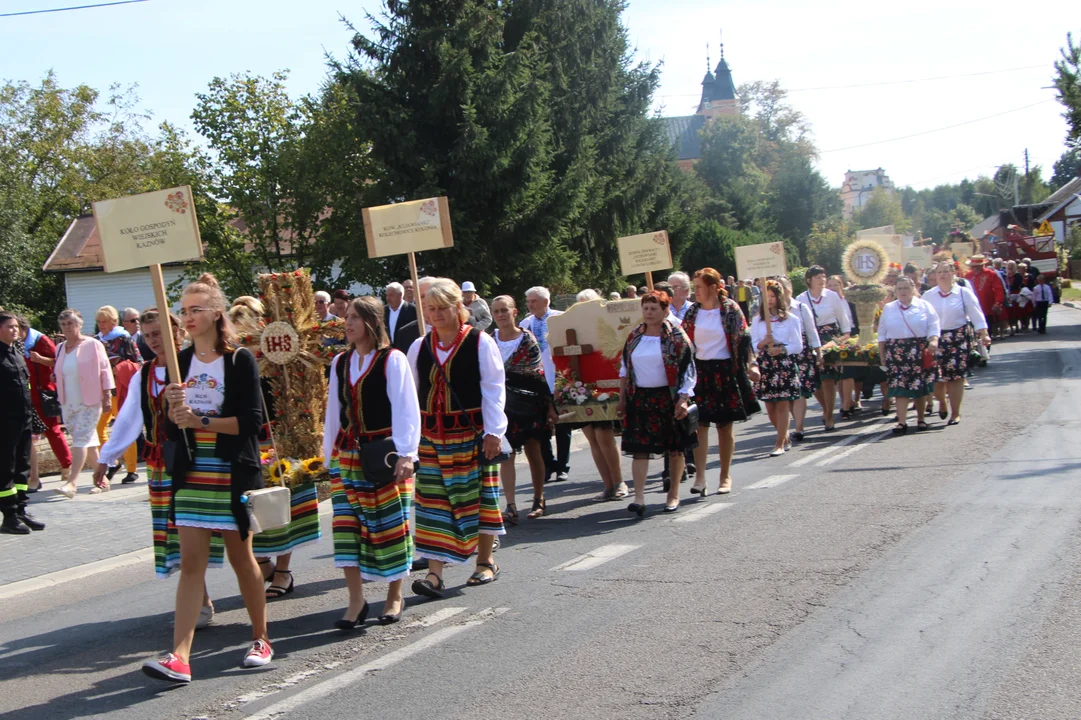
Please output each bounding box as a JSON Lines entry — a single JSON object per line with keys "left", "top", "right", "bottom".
{"left": 769, "top": 447, "right": 786, "bottom": 457}
{"left": 196, "top": 605, "right": 214, "bottom": 630}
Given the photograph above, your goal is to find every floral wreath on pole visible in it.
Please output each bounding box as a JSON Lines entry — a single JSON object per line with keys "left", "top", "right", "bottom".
{"left": 842, "top": 239, "right": 890, "bottom": 290}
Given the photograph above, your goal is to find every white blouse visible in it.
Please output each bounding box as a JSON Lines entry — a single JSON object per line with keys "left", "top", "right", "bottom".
{"left": 493, "top": 329, "right": 525, "bottom": 364}
{"left": 790, "top": 300, "right": 821, "bottom": 349}
{"left": 878, "top": 298, "right": 942, "bottom": 341}
{"left": 407, "top": 331, "right": 508, "bottom": 439}
{"left": 750, "top": 315, "right": 805, "bottom": 356}
{"left": 324, "top": 349, "right": 422, "bottom": 465}
{"left": 99, "top": 366, "right": 159, "bottom": 467}
{"left": 618, "top": 335, "right": 697, "bottom": 395}
{"left": 798, "top": 289, "right": 853, "bottom": 333}
{"left": 62, "top": 351, "right": 83, "bottom": 407}
{"left": 923, "top": 284, "right": 988, "bottom": 332}
{"left": 692, "top": 307, "right": 731, "bottom": 360}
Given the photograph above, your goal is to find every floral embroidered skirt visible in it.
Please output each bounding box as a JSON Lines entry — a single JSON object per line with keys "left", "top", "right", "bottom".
{"left": 174, "top": 430, "right": 239, "bottom": 532}
{"left": 795, "top": 346, "right": 821, "bottom": 398}
{"left": 414, "top": 426, "right": 504, "bottom": 565}
{"left": 506, "top": 410, "right": 551, "bottom": 453}
{"left": 148, "top": 462, "right": 223, "bottom": 577}
{"left": 818, "top": 322, "right": 844, "bottom": 382}
{"left": 252, "top": 481, "right": 322, "bottom": 557}
{"left": 621, "top": 386, "right": 698, "bottom": 458}
{"left": 330, "top": 447, "right": 413, "bottom": 582}
{"left": 935, "top": 327, "right": 971, "bottom": 383}
{"left": 694, "top": 358, "right": 759, "bottom": 426}
{"left": 755, "top": 351, "right": 803, "bottom": 402}
{"left": 61, "top": 403, "right": 102, "bottom": 448}
{"left": 884, "top": 338, "right": 938, "bottom": 398}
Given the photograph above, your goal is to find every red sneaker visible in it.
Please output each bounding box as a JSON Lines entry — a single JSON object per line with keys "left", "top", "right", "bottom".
{"left": 142, "top": 653, "right": 191, "bottom": 683}
{"left": 242, "top": 639, "right": 273, "bottom": 667}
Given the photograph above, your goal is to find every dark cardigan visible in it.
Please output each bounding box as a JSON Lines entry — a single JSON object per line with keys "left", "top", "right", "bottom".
{"left": 166, "top": 346, "right": 264, "bottom": 538}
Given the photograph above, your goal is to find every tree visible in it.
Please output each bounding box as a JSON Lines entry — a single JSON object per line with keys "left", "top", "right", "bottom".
{"left": 806, "top": 217, "right": 854, "bottom": 274}
{"left": 853, "top": 187, "right": 907, "bottom": 232}
{"left": 767, "top": 153, "right": 841, "bottom": 261}
{"left": 1051, "top": 147, "right": 1080, "bottom": 189}
{"left": 695, "top": 115, "right": 769, "bottom": 230}
{"left": 336, "top": 0, "right": 685, "bottom": 297}
{"left": 1054, "top": 32, "right": 1081, "bottom": 149}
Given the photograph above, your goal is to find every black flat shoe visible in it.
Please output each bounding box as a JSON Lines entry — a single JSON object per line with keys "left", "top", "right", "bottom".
{"left": 121, "top": 473, "right": 138, "bottom": 484}
{"left": 917, "top": 421, "right": 930, "bottom": 432}
{"left": 663, "top": 502, "right": 679, "bottom": 513}
{"left": 661, "top": 477, "right": 671, "bottom": 493}
{"left": 266, "top": 570, "right": 294, "bottom": 599}
{"left": 938, "top": 410, "right": 948, "bottom": 420}
{"left": 412, "top": 572, "right": 445, "bottom": 600}
{"left": 881, "top": 404, "right": 891, "bottom": 417}
{"left": 334, "top": 601, "right": 369, "bottom": 630}
{"left": 892, "top": 423, "right": 908, "bottom": 435}
{"left": 466, "top": 562, "right": 500, "bottom": 586}
{"left": 379, "top": 598, "right": 406, "bottom": 625}
{"left": 627, "top": 502, "right": 646, "bottom": 519}
{"left": 823, "top": 425, "right": 838, "bottom": 433}
{"left": 105, "top": 464, "right": 121, "bottom": 480}
{"left": 839, "top": 409, "right": 851, "bottom": 420}
{"left": 689, "top": 484, "right": 708, "bottom": 496}
{"left": 791, "top": 431, "right": 804, "bottom": 442}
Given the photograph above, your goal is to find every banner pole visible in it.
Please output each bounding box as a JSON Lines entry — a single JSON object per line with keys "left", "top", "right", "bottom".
{"left": 149, "top": 263, "right": 191, "bottom": 460}
{"left": 645, "top": 271, "right": 654, "bottom": 292}
{"left": 409, "top": 252, "right": 426, "bottom": 335}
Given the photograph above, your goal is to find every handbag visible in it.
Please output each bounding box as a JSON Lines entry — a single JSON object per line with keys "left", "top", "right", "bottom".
{"left": 39, "top": 388, "right": 62, "bottom": 418}
{"left": 241, "top": 486, "right": 292, "bottom": 534}
{"left": 504, "top": 382, "right": 547, "bottom": 422}
{"left": 425, "top": 342, "right": 511, "bottom": 464}
{"left": 677, "top": 400, "right": 700, "bottom": 439}
{"left": 899, "top": 306, "right": 935, "bottom": 370}
{"left": 359, "top": 436, "right": 401, "bottom": 489}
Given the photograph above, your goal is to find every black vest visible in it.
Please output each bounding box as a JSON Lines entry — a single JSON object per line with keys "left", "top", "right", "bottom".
{"left": 336, "top": 348, "right": 393, "bottom": 443}
{"left": 415, "top": 327, "right": 484, "bottom": 433}
{"left": 139, "top": 360, "right": 166, "bottom": 454}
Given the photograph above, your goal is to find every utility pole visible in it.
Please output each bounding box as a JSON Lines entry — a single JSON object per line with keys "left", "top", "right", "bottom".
{"left": 1024, "top": 148, "right": 1030, "bottom": 176}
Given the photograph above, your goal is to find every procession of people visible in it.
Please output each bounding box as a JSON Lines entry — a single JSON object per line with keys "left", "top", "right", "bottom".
{"left": 0, "top": 247, "right": 1060, "bottom": 684}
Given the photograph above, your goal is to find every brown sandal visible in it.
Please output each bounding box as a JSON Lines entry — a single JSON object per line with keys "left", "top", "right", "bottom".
{"left": 527, "top": 497, "right": 545, "bottom": 519}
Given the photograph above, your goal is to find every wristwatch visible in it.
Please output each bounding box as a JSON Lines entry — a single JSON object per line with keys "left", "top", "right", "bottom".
{"left": 200, "top": 415, "right": 211, "bottom": 428}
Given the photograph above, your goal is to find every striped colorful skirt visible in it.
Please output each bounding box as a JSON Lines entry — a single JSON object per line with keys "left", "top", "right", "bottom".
{"left": 414, "top": 428, "right": 505, "bottom": 565}
{"left": 149, "top": 462, "right": 224, "bottom": 577}
{"left": 252, "top": 482, "right": 322, "bottom": 557}
{"left": 330, "top": 447, "right": 414, "bottom": 582}
{"left": 173, "top": 429, "right": 239, "bottom": 532}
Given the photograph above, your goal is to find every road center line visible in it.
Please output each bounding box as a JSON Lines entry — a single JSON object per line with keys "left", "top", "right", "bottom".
{"left": 788, "top": 418, "right": 889, "bottom": 467}
{"left": 551, "top": 543, "right": 640, "bottom": 571}
{"left": 744, "top": 474, "right": 799, "bottom": 490}
{"left": 672, "top": 502, "right": 734, "bottom": 523}
{"left": 816, "top": 429, "right": 893, "bottom": 466}
{"left": 403, "top": 606, "right": 468, "bottom": 629}
{"left": 244, "top": 608, "right": 508, "bottom": 719}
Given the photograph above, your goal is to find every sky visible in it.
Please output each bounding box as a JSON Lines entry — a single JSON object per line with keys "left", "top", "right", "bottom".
{"left": 0, "top": 0, "right": 1074, "bottom": 193}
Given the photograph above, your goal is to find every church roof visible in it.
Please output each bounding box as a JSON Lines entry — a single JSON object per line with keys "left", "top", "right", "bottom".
{"left": 705, "top": 58, "right": 737, "bottom": 103}
{"left": 662, "top": 114, "right": 707, "bottom": 161}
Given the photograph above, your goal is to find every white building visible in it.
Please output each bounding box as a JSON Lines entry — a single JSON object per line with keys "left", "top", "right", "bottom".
{"left": 841, "top": 168, "right": 896, "bottom": 219}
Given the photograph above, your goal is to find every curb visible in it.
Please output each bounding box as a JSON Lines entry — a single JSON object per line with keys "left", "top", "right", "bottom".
{"left": 0, "top": 547, "right": 154, "bottom": 601}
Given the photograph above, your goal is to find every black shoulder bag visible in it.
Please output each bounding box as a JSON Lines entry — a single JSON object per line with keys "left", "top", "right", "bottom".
{"left": 348, "top": 351, "right": 403, "bottom": 489}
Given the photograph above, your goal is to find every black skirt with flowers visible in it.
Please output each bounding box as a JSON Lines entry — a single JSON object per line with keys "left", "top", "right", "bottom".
{"left": 934, "top": 327, "right": 970, "bottom": 383}
{"left": 796, "top": 346, "right": 820, "bottom": 398}
{"left": 621, "top": 386, "right": 698, "bottom": 458}
{"left": 695, "top": 358, "right": 760, "bottom": 426}
{"left": 884, "top": 338, "right": 938, "bottom": 398}
{"left": 755, "top": 350, "right": 803, "bottom": 402}
{"left": 818, "top": 322, "right": 844, "bottom": 382}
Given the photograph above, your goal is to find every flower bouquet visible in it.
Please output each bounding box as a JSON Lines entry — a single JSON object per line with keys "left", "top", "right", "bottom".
{"left": 262, "top": 449, "right": 331, "bottom": 490}
{"left": 821, "top": 338, "right": 876, "bottom": 366}
{"left": 553, "top": 369, "right": 620, "bottom": 424}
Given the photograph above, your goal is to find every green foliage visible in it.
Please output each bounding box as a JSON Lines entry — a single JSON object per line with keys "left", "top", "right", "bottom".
{"left": 806, "top": 217, "right": 855, "bottom": 274}
{"left": 1051, "top": 147, "right": 1080, "bottom": 189}
{"left": 853, "top": 187, "right": 908, "bottom": 232}
{"left": 677, "top": 219, "right": 794, "bottom": 279}
{"left": 1054, "top": 32, "right": 1081, "bottom": 149}
{"left": 787, "top": 267, "right": 808, "bottom": 297}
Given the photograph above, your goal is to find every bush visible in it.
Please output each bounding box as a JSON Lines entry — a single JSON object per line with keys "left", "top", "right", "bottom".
{"left": 787, "top": 267, "right": 808, "bottom": 296}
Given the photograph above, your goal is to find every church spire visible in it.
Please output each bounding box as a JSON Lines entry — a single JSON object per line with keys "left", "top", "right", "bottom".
{"left": 698, "top": 30, "right": 738, "bottom": 116}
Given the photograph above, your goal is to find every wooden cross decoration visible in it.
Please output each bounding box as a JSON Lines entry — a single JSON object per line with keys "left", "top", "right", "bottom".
{"left": 552, "top": 329, "right": 594, "bottom": 381}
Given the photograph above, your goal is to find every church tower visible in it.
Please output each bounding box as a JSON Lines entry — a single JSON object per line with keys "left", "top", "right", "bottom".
{"left": 698, "top": 38, "right": 738, "bottom": 118}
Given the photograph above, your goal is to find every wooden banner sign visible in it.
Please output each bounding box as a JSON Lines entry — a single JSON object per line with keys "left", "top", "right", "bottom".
{"left": 93, "top": 185, "right": 204, "bottom": 273}
{"left": 862, "top": 234, "right": 904, "bottom": 266}
{"left": 362, "top": 196, "right": 454, "bottom": 258}
{"left": 951, "top": 241, "right": 975, "bottom": 264}
{"left": 735, "top": 241, "right": 787, "bottom": 281}
{"left": 617, "top": 231, "right": 672, "bottom": 278}
{"left": 903, "top": 245, "right": 934, "bottom": 269}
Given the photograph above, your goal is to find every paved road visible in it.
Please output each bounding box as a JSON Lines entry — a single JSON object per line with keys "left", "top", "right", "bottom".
{"left": 2, "top": 306, "right": 1080, "bottom": 720}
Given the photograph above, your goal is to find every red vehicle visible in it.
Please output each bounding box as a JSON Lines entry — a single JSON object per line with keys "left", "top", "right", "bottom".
{"left": 992, "top": 225, "right": 1059, "bottom": 279}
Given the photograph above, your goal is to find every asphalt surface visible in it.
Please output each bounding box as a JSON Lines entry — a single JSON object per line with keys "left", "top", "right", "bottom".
{"left": 2, "top": 305, "right": 1080, "bottom": 720}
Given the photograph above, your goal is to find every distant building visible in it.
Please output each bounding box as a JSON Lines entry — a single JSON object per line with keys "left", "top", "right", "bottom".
{"left": 841, "top": 168, "right": 896, "bottom": 219}
{"left": 662, "top": 43, "right": 740, "bottom": 172}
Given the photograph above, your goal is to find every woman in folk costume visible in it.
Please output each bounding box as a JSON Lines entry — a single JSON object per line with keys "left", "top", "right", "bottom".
{"left": 925, "top": 260, "right": 990, "bottom": 425}
{"left": 780, "top": 276, "right": 820, "bottom": 442}
{"left": 142, "top": 273, "right": 272, "bottom": 684}
{"left": 324, "top": 296, "right": 421, "bottom": 628}
{"left": 750, "top": 281, "right": 804, "bottom": 457}
{"left": 407, "top": 279, "right": 507, "bottom": 599}
{"left": 93, "top": 309, "right": 223, "bottom": 627}
{"left": 877, "top": 277, "right": 941, "bottom": 434}
{"left": 681, "top": 268, "right": 760, "bottom": 496}
{"left": 229, "top": 297, "right": 322, "bottom": 601}
{"left": 491, "top": 295, "right": 556, "bottom": 523}
{"left": 796, "top": 265, "right": 852, "bottom": 433}
{"left": 617, "top": 291, "right": 696, "bottom": 516}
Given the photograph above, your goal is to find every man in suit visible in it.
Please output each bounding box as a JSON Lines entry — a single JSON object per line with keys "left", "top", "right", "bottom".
{"left": 384, "top": 282, "right": 418, "bottom": 352}
{"left": 520, "top": 286, "right": 571, "bottom": 482}
{"left": 391, "top": 276, "right": 437, "bottom": 354}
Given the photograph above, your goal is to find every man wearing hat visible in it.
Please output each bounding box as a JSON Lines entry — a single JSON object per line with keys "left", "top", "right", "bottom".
{"left": 964, "top": 254, "right": 1005, "bottom": 340}
{"left": 461, "top": 281, "right": 492, "bottom": 331}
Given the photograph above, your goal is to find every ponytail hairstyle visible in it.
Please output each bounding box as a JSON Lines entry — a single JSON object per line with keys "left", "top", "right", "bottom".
{"left": 693, "top": 267, "right": 728, "bottom": 300}
{"left": 758, "top": 280, "right": 788, "bottom": 321}
{"left": 182, "top": 273, "right": 235, "bottom": 355}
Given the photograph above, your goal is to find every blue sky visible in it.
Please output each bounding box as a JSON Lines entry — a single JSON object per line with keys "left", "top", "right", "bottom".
{"left": 1, "top": 0, "right": 1074, "bottom": 193}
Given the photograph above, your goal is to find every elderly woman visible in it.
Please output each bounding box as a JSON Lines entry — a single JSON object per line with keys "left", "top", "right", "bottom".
{"left": 682, "top": 268, "right": 759, "bottom": 496}
{"left": 797, "top": 266, "right": 852, "bottom": 432}
{"left": 407, "top": 279, "right": 507, "bottom": 598}
{"left": 617, "top": 291, "right": 696, "bottom": 515}
{"left": 95, "top": 304, "right": 141, "bottom": 485}
{"left": 751, "top": 281, "right": 803, "bottom": 456}
{"left": 491, "top": 295, "right": 555, "bottom": 522}
{"left": 877, "top": 277, "right": 941, "bottom": 434}
{"left": 925, "top": 261, "right": 989, "bottom": 425}
{"left": 53, "top": 309, "right": 114, "bottom": 498}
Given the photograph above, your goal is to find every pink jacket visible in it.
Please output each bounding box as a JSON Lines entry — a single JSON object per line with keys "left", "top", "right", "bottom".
{"left": 54, "top": 337, "right": 115, "bottom": 406}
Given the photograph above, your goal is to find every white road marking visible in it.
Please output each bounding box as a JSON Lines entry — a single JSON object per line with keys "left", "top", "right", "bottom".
{"left": 244, "top": 608, "right": 508, "bottom": 719}
{"left": 788, "top": 419, "right": 889, "bottom": 467}
{"left": 744, "top": 474, "right": 799, "bottom": 490}
{"left": 550, "top": 543, "right": 640, "bottom": 571}
{"left": 403, "top": 606, "right": 468, "bottom": 629}
{"left": 816, "top": 429, "right": 894, "bottom": 466}
{"left": 672, "top": 502, "right": 734, "bottom": 523}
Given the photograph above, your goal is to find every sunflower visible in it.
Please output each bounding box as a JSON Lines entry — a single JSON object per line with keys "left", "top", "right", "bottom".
{"left": 268, "top": 459, "right": 292, "bottom": 484}
{"left": 302, "top": 457, "right": 324, "bottom": 474}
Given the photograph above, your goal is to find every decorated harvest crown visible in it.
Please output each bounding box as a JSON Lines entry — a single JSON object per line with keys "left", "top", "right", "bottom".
{"left": 841, "top": 239, "right": 890, "bottom": 286}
